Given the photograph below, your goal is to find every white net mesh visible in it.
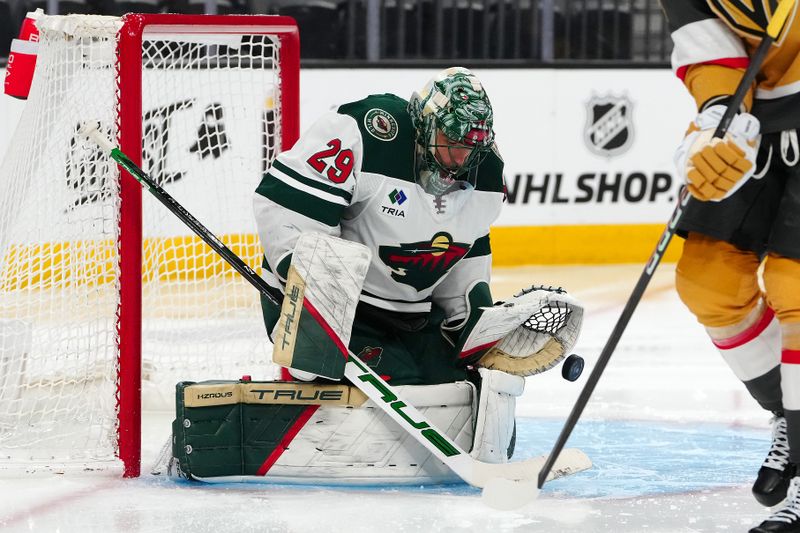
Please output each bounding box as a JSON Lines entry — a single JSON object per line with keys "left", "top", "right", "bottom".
{"left": 0, "top": 15, "right": 288, "bottom": 471}
{"left": 137, "top": 29, "right": 281, "bottom": 406}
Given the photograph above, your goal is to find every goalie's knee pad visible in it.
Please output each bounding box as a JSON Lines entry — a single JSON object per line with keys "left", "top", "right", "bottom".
{"left": 764, "top": 254, "right": 800, "bottom": 324}
{"left": 675, "top": 233, "right": 762, "bottom": 328}
{"left": 272, "top": 232, "right": 371, "bottom": 381}
{"left": 470, "top": 367, "right": 525, "bottom": 463}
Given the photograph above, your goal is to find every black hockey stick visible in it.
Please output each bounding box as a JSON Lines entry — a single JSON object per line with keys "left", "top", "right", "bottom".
{"left": 537, "top": 0, "right": 797, "bottom": 489}
{"left": 81, "top": 124, "right": 590, "bottom": 508}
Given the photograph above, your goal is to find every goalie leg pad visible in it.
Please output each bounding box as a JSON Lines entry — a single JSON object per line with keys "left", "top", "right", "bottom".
{"left": 272, "top": 232, "right": 371, "bottom": 380}
{"left": 171, "top": 379, "right": 476, "bottom": 485}
{"left": 470, "top": 367, "right": 525, "bottom": 463}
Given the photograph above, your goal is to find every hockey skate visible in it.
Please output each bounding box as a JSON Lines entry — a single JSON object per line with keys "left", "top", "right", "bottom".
{"left": 754, "top": 415, "right": 795, "bottom": 507}
{"left": 751, "top": 476, "right": 800, "bottom": 533}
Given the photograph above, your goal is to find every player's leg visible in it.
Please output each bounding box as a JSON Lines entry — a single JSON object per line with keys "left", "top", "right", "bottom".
{"left": 349, "top": 303, "right": 470, "bottom": 386}
{"left": 750, "top": 164, "right": 800, "bottom": 533}
{"left": 676, "top": 233, "right": 788, "bottom": 505}
{"left": 411, "top": 306, "right": 526, "bottom": 462}
{"left": 676, "top": 136, "right": 791, "bottom": 508}
{"left": 415, "top": 305, "right": 528, "bottom": 462}
{"left": 469, "top": 367, "right": 525, "bottom": 462}
{"left": 676, "top": 233, "right": 779, "bottom": 406}
{"left": 765, "top": 254, "right": 800, "bottom": 462}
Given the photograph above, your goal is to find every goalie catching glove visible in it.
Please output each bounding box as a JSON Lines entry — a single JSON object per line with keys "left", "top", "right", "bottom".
{"left": 442, "top": 282, "right": 583, "bottom": 376}
{"left": 674, "top": 105, "right": 761, "bottom": 202}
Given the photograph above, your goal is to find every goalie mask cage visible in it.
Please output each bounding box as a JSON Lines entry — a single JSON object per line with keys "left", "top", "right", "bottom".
{"left": 0, "top": 14, "right": 299, "bottom": 477}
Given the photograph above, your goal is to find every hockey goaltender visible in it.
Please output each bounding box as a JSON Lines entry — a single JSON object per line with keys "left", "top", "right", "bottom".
{"left": 164, "top": 68, "right": 587, "bottom": 486}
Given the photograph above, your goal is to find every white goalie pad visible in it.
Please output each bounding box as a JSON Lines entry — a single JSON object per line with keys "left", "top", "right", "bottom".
{"left": 272, "top": 232, "right": 371, "bottom": 380}
{"left": 165, "top": 378, "right": 592, "bottom": 487}
{"left": 470, "top": 368, "right": 525, "bottom": 463}
{"left": 468, "top": 286, "right": 584, "bottom": 376}
{"left": 176, "top": 381, "right": 477, "bottom": 485}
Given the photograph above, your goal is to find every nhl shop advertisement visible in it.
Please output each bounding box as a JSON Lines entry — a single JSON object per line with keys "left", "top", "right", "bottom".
{"left": 1, "top": 68, "right": 696, "bottom": 229}
{"left": 487, "top": 69, "right": 695, "bottom": 227}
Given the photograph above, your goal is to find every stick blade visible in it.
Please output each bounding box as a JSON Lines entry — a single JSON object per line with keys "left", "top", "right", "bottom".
{"left": 542, "top": 447, "right": 593, "bottom": 482}
{"left": 481, "top": 478, "right": 540, "bottom": 510}
{"left": 479, "top": 448, "right": 592, "bottom": 510}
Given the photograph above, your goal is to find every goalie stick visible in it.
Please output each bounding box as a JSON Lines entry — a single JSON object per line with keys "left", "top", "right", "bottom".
{"left": 536, "top": 0, "right": 798, "bottom": 489}
{"left": 81, "top": 124, "right": 590, "bottom": 509}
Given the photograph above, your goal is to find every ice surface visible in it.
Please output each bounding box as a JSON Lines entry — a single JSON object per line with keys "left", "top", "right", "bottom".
{"left": 0, "top": 264, "right": 776, "bottom": 532}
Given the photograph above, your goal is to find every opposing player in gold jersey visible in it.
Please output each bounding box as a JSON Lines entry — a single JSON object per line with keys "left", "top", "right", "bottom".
{"left": 661, "top": 1, "right": 800, "bottom": 531}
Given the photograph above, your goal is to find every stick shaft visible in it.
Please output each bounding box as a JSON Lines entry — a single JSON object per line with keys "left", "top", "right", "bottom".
{"left": 536, "top": 188, "right": 689, "bottom": 487}
{"left": 109, "top": 147, "right": 272, "bottom": 303}
{"left": 713, "top": 34, "right": 773, "bottom": 139}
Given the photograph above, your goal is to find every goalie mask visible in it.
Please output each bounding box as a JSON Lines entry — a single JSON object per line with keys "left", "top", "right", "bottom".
{"left": 409, "top": 67, "right": 495, "bottom": 196}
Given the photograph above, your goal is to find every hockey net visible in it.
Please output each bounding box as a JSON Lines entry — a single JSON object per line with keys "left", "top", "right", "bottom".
{"left": 0, "top": 14, "right": 299, "bottom": 476}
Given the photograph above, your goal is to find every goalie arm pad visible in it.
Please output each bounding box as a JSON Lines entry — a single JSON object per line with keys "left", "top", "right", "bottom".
{"left": 444, "top": 284, "right": 584, "bottom": 377}
{"left": 253, "top": 112, "right": 365, "bottom": 285}
{"left": 440, "top": 280, "right": 496, "bottom": 363}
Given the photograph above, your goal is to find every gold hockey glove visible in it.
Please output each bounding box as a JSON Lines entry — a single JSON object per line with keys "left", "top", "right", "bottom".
{"left": 674, "top": 105, "right": 761, "bottom": 202}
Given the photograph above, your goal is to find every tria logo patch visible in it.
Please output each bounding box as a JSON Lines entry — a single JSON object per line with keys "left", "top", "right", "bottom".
{"left": 388, "top": 188, "right": 407, "bottom": 205}
{"left": 380, "top": 187, "right": 409, "bottom": 218}
{"left": 378, "top": 232, "right": 470, "bottom": 291}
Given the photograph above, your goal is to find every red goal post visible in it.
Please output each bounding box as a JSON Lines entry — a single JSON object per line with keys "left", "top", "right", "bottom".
{"left": 116, "top": 14, "right": 299, "bottom": 478}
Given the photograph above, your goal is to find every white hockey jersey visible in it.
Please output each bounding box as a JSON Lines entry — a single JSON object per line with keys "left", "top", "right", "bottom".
{"left": 253, "top": 94, "right": 505, "bottom": 321}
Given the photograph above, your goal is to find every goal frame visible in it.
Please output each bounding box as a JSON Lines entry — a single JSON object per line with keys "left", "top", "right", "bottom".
{"left": 115, "top": 13, "right": 300, "bottom": 477}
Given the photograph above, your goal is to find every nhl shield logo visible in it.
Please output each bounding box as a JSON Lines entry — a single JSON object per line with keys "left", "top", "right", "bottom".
{"left": 584, "top": 94, "right": 634, "bottom": 157}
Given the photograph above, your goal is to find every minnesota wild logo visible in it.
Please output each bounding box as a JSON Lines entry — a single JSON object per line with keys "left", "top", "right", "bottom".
{"left": 364, "top": 109, "right": 399, "bottom": 141}
{"left": 378, "top": 232, "right": 470, "bottom": 291}
{"left": 357, "top": 346, "right": 384, "bottom": 368}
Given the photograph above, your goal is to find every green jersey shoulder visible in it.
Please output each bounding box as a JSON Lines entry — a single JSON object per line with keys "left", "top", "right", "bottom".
{"left": 338, "top": 94, "right": 416, "bottom": 183}
{"left": 337, "top": 93, "right": 504, "bottom": 193}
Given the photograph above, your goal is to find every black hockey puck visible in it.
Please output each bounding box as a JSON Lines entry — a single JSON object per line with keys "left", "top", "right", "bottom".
{"left": 561, "top": 354, "right": 584, "bottom": 382}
